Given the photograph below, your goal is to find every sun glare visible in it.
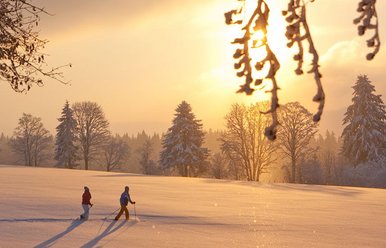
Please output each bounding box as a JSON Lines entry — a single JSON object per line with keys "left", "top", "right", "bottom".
{"left": 224, "top": 0, "right": 291, "bottom": 86}
{"left": 251, "top": 30, "right": 266, "bottom": 44}
{"left": 238, "top": 0, "right": 289, "bottom": 62}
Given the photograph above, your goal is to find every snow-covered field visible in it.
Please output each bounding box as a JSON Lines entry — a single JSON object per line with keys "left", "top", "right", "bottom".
{"left": 0, "top": 165, "right": 385, "bottom": 248}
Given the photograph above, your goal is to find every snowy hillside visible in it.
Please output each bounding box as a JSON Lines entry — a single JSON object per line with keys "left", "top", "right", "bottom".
{"left": 0, "top": 165, "right": 385, "bottom": 248}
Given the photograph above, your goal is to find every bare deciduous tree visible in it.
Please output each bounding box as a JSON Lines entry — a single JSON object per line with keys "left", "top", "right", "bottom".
{"left": 73, "top": 101, "right": 110, "bottom": 170}
{"left": 0, "top": 0, "right": 69, "bottom": 92}
{"left": 277, "top": 102, "right": 318, "bottom": 183}
{"left": 221, "top": 141, "right": 244, "bottom": 180}
{"left": 209, "top": 152, "right": 228, "bottom": 179}
{"left": 221, "top": 102, "right": 277, "bottom": 181}
{"left": 103, "top": 135, "right": 130, "bottom": 172}
{"left": 10, "top": 113, "right": 52, "bottom": 166}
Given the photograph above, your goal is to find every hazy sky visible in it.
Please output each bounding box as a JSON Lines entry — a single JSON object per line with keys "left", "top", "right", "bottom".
{"left": 0, "top": 0, "right": 385, "bottom": 136}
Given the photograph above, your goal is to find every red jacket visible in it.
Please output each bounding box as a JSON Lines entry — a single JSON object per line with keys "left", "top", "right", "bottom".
{"left": 82, "top": 191, "right": 92, "bottom": 205}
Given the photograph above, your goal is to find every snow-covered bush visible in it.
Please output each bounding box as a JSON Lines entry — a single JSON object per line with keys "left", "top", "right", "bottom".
{"left": 340, "top": 160, "right": 386, "bottom": 188}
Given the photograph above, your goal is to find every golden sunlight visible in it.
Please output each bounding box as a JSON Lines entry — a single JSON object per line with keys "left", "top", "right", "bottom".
{"left": 218, "top": 0, "right": 297, "bottom": 104}
{"left": 250, "top": 30, "right": 268, "bottom": 61}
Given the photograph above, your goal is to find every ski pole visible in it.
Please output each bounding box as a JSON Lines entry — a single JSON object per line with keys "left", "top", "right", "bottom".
{"left": 97, "top": 207, "right": 120, "bottom": 235}
{"left": 134, "top": 204, "right": 137, "bottom": 220}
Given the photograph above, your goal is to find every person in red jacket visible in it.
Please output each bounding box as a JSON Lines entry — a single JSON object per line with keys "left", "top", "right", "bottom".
{"left": 80, "top": 186, "right": 93, "bottom": 220}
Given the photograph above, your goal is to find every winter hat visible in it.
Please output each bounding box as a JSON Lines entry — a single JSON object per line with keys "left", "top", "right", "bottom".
{"left": 84, "top": 186, "right": 89, "bottom": 191}
{"left": 125, "top": 186, "right": 129, "bottom": 190}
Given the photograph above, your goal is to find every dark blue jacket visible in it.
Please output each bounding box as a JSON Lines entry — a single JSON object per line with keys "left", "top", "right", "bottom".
{"left": 120, "top": 191, "right": 133, "bottom": 206}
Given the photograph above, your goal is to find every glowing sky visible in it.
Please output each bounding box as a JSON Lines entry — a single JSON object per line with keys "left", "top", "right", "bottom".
{"left": 0, "top": 0, "right": 385, "bottom": 136}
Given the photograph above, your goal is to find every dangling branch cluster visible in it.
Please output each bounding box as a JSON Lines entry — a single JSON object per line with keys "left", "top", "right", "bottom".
{"left": 0, "top": 0, "right": 69, "bottom": 93}
{"left": 225, "top": 0, "right": 280, "bottom": 140}
{"left": 225, "top": 0, "right": 381, "bottom": 141}
{"left": 282, "top": 0, "right": 325, "bottom": 122}
{"left": 354, "top": 0, "right": 381, "bottom": 60}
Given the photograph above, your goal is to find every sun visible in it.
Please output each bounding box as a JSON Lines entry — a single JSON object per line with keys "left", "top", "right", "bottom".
{"left": 244, "top": 0, "right": 290, "bottom": 64}
{"left": 249, "top": 30, "right": 268, "bottom": 62}
{"left": 221, "top": 0, "right": 293, "bottom": 96}
{"left": 253, "top": 29, "right": 265, "bottom": 40}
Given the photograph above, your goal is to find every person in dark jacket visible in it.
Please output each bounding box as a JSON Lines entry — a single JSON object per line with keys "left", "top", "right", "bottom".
{"left": 114, "top": 186, "right": 135, "bottom": 220}
{"left": 80, "top": 186, "right": 93, "bottom": 220}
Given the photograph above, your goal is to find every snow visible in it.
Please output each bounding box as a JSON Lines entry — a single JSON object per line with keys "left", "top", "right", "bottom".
{"left": 1, "top": 165, "right": 386, "bottom": 247}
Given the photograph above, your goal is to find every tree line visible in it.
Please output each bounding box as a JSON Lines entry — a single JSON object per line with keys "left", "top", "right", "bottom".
{"left": 159, "top": 75, "right": 385, "bottom": 188}
{"left": 0, "top": 75, "right": 384, "bottom": 187}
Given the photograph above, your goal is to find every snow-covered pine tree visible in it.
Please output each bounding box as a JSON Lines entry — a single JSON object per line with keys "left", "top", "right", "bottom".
{"left": 55, "top": 101, "right": 78, "bottom": 168}
{"left": 160, "top": 101, "right": 209, "bottom": 177}
{"left": 341, "top": 75, "right": 386, "bottom": 165}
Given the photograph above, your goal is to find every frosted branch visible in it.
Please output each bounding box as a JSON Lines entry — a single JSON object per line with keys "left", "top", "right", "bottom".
{"left": 354, "top": 0, "right": 381, "bottom": 60}
{"left": 282, "top": 0, "right": 325, "bottom": 122}
{"left": 225, "top": 0, "right": 281, "bottom": 140}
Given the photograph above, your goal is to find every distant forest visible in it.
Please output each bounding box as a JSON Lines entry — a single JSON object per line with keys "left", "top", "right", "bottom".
{"left": 0, "top": 129, "right": 222, "bottom": 174}
{"left": 1, "top": 75, "right": 385, "bottom": 188}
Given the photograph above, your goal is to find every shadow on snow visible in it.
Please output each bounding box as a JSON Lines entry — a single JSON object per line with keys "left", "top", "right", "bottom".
{"left": 0, "top": 218, "right": 76, "bottom": 223}
{"left": 31, "top": 219, "right": 137, "bottom": 248}
{"left": 201, "top": 179, "right": 363, "bottom": 197}
{"left": 34, "top": 219, "right": 84, "bottom": 248}
{"left": 81, "top": 220, "right": 136, "bottom": 248}
{"left": 92, "top": 173, "right": 146, "bottom": 178}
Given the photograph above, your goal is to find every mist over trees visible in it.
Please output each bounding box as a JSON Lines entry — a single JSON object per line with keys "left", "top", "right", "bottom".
{"left": 103, "top": 135, "right": 130, "bottom": 172}
{"left": 0, "top": 133, "right": 16, "bottom": 164}
{"left": 315, "top": 131, "right": 341, "bottom": 184}
{"left": 208, "top": 152, "right": 229, "bottom": 179}
{"left": 139, "top": 138, "right": 158, "bottom": 175}
{"left": 0, "top": 73, "right": 385, "bottom": 188}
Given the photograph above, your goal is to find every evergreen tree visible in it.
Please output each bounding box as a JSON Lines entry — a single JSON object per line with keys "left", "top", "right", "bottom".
{"left": 55, "top": 101, "right": 78, "bottom": 168}
{"left": 316, "top": 130, "right": 340, "bottom": 184}
{"left": 341, "top": 75, "right": 386, "bottom": 165}
{"left": 160, "top": 101, "right": 209, "bottom": 177}
{"left": 139, "top": 138, "right": 158, "bottom": 175}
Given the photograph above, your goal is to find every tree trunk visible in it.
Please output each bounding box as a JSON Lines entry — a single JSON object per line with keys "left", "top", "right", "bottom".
{"left": 297, "top": 164, "right": 303, "bottom": 183}
{"left": 85, "top": 156, "right": 89, "bottom": 170}
{"left": 291, "top": 158, "right": 296, "bottom": 183}
{"left": 177, "top": 164, "right": 183, "bottom": 176}
{"left": 68, "top": 157, "right": 72, "bottom": 169}
{"left": 255, "top": 168, "right": 260, "bottom": 182}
